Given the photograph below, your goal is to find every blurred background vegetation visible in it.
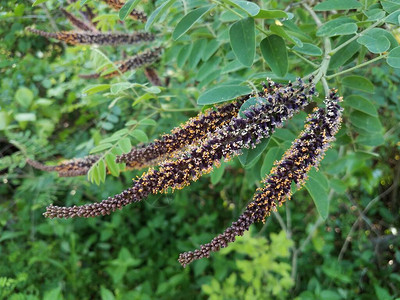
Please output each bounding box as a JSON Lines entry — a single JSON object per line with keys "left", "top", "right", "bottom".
{"left": 1, "top": 0, "right": 399, "bottom": 299}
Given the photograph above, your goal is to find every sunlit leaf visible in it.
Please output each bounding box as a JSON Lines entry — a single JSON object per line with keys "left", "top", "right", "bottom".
{"left": 197, "top": 85, "right": 251, "bottom": 105}
{"left": 145, "top": 0, "right": 176, "bottom": 31}
{"left": 317, "top": 18, "right": 357, "bottom": 37}
{"left": 260, "top": 35, "right": 288, "bottom": 77}
{"left": 387, "top": 46, "right": 400, "bottom": 68}
{"left": 314, "top": 0, "right": 362, "bottom": 11}
{"left": 90, "top": 143, "right": 113, "bottom": 154}
{"left": 229, "top": 18, "right": 256, "bottom": 67}
{"left": 305, "top": 169, "right": 330, "bottom": 220}
{"left": 342, "top": 75, "right": 374, "bottom": 93}
{"left": 130, "top": 129, "right": 148, "bottom": 143}
{"left": 221, "top": 0, "right": 260, "bottom": 16}
{"left": 172, "top": 5, "right": 215, "bottom": 40}
{"left": 292, "top": 43, "right": 323, "bottom": 56}
{"left": 119, "top": 0, "right": 141, "bottom": 20}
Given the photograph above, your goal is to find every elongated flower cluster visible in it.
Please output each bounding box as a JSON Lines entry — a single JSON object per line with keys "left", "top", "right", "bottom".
{"left": 144, "top": 67, "right": 163, "bottom": 86}
{"left": 79, "top": 47, "right": 163, "bottom": 79}
{"left": 103, "top": 0, "right": 147, "bottom": 22}
{"left": 104, "top": 47, "right": 163, "bottom": 78}
{"left": 61, "top": 8, "right": 98, "bottom": 32}
{"left": 115, "top": 97, "right": 249, "bottom": 168}
{"left": 177, "top": 91, "right": 343, "bottom": 267}
{"left": 27, "top": 156, "right": 100, "bottom": 177}
{"left": 43, "top": 79, "right": 316, "bottom": 219}
{"left": 26, "top": 28, "right": 154, "bottom": 45}
{"left": 28, "top": 97, "right": 246, "bottom": 176}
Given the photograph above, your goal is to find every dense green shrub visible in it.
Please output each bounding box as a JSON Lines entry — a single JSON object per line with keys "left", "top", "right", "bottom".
{"left": 1, "top": 0, "right": 399, "bottom": 299}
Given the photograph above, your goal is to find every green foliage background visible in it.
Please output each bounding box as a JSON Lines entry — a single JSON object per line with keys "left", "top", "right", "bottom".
{"left": 1, "top": 0, "right": 400, "bottom": 299}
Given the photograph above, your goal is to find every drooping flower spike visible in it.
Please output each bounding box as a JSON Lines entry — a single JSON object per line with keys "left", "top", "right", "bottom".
{"left": 43, "top": 79, "right": 316, "bottom": 219}
{"left": 28, "top": 96, "right": 247, "bottom": 176}
{"left": 177, "top": 90, "right": 343, "bottom": 267}
{"left": 144, "top": 67, "right": 163, "bottom": 86}
{"left": 61, "top": 8, "right": 98, "bottom": 32}
{"left": 90, "top": 46, "right": 163, "bottom": 79}
{"left": 103, "top": 0, "right": 147, "bottom": 22}
{"left": 115, "top": 96, "right": 250, "bottom": 168}
{"left": 26, "top": 27, "right": 154, "bottom": 45}
{"left": 27, "top": 156, "right": 100, "bottom": 177}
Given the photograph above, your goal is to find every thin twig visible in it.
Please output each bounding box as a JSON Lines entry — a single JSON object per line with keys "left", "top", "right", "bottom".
{"left": 338, "top": 184, "right": 396, "bottom": 261}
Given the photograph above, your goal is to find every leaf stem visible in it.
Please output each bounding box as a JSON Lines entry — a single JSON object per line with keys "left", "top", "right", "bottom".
{"left": 290, "top": 49, "right": 319, "bottom": 68}
{"left": 211, "top": 0, "right": 270, "bottom": 36}
{"left": 303, "top": 3, "right": 331, "bottom": 95}
{"left": 329, "top": 19, "right": 384, "bottom": 55}
{"left": 325, "top": 54, "right": 387, "bottom": 79}
{"left": 88, "top": 111, "right": 158, "bottom": 183}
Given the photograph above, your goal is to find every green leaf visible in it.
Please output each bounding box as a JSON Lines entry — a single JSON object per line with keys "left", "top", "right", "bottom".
{"left": 82, "top": 84, "right": 111, "bottom": 96}
{"left": 118, "top": 138, "right": 132, "bottom": 153}
{"left": 197, "top": 57, "right": 222, "bottom": 81}
{"left": 101, "top": 135, "right": 123, "bottom": 144}
{"left": 188, "top": 39, "right": 207, "bottom": 69}
{"left": 92, "top": 163, "right": 101, "bottom": 185}
{"left": 220, "top": 10, "right": 243, "bottom": 22}
{"left": 145, "top": 0, "right": 176, "bottom": 31}
{"left": 211, "top": 160, "right": 226, "bottom": 185}
{"left": 139, "top": 119, "right": 157, "bottom": 126}
{"left": 32, "top": 0, "right": 48, "bottom": 6}
{"left": 270, "top": 24, "right": 303, "bottom": 47}
{"left": 15, "top": 113, "right": 36, "bottom": 122}
{"left": 374, "top": 284, "right": 392, "bottom": 300}
{"left": 119, "top": 0, "right": 141, "bottom": 20}
{"left": 254, "top": 9, "right": 288, "bottom": 19}
{"left": 292, "top": 43, "right": 323, "bottom": 56}
{"left": 105, "top": 153, "right": 120, "bottom": 177}
{"left": 316, "top": 18, "right": 357, "bottom": 37}
{"left": 260, "top": 35, "right": 288, "bottom": 77}
{"left": 172, "top": 5, "right": 215, "bottom": 40}
{"left": 364, "top": 29, "right": 398, "bottom": 50}
{"left": 202, "top": 39, "right": 220, "bottom": 61}
{"left": 130, "top": 129, "right": 148, "bottom": 143}
{"left": 357, "top": 32, "right": 390, "bottom": 53}
{"left": 260, "top": 147, "right": 284, "bottom": 177}
{"left": 142, "top": 86, "right": 161, "bottom": 94}
{"left": 364, "top": 8, "right": 386, "bottom": 21}
{"left": 229, "top": 18, "right": 255, "bottom": 67}
{"left": 305, "top": 170, "right": 329, "bottom": 220}
{"left": 350, "top": 111, "right": 383, "bottom": 133}
{"left": 100, "top": 286, "right": 115, "bottom": 300}
{"left": 356, "top": 132, "right": 384, "bottom": 146}
{"left": 342, "top": 75, "right": 375, "bottom": 93}
{"left": 43, "top": 287, "right": 62, "bottom": 300}
{"left": 385, "top": 10, "right": 400, "bottom": 24}
{"left": 345, "top": 95, "right": 378, "bottom": 116}
{"left": 110, "top": 82, "right": 132, "bottom": 94}
{"left": 0, "top": 112, "right": 8, "bottom": 130}
{"left": 79, "top": 0, "right": 89, "bottom": 7}
{"left": 90, "top": 143, "right": 113, "bottom": 154}
{"left": 125, "top": 120, "right": 138, "bottom": 126}
{"left": 98, "top": 159, "right": 106, "bottom": 183}
{"left": 387, "top": 46, "right": 400, "bottom": 68}
{"left": 197, "top": 85, "right": 251, "bottom": 105}
{"left": 15, "top": 87, "right": 33, "bottom": 108}
{"left": 381, "top": 0, "right": 400, "bottom": 13}
{"left": 221, "top": 0, "right": 260, "bottom": 16}
{"left": 314, "top": 0, "right": 362, "bottom": 11}
{"left": 329, "top": 38, "right": 361, "bottom": 69}
{"left": 177, "top": 44, "right": 193, "bottom": 68}
{"left": 239, "top": 138, "right": 271, "bottom": 167}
